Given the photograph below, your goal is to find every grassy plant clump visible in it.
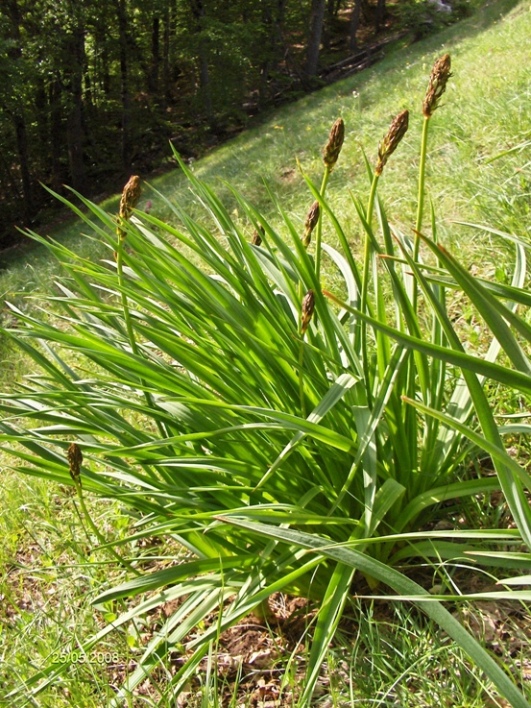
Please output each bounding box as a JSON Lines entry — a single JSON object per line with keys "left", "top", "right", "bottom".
{"left": 2, "top": 54, "right": 531, "bottom": 707}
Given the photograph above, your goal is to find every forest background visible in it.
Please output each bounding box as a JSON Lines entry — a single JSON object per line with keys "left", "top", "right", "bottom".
{"left": 0, "top": 0, "right": 477, "bottom": 250}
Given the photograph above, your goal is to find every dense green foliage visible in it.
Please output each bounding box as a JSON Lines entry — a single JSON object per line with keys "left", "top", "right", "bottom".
{"left": 2, "top": 44, "right": 531, "bottom": 705}
{"left": 0, "top": 0, "right": 482, "bottom": 248}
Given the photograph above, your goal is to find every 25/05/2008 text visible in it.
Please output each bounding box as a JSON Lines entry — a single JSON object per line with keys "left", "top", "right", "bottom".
{"left": 51, "top": 650, "right": 120, "bottom": 665}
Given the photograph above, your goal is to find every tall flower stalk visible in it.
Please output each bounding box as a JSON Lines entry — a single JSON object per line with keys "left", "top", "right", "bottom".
{"left": 363, "top": 108, "right": 409, "bottom": 284}
{"left": 315, "top": 118, "right": 345, "bottom": 279}
{"left": 115, "top": 175, "right": 167, "bottom": 438}
{"left": 360, "top": 110, "right": 409, "bottom": 363}
{"left": 415, "top": 54, "right": 452, "bottom": 255}
{"left": 116, "top": 175, "right": 142, "bottom": 359}
{"left": 299, "top": 289, "right": 315, "bottom": 416}
{"left": 67, "top": 443, "right": 139, "bottom": 574}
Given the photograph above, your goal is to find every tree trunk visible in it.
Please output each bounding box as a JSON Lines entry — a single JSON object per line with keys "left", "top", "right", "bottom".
{"left": 375, "top": 0, "right": 386, "bottom": 32}
{"left": 13, "top": 111, "right": 33, "bottom": 219}
{"left": 65, "top": 23, "right": 86, "bottom": 191}
{"left": 34, "top": 77, "right": 49, "bottom": 163}
{"left": 349, "top": 0, "right": 362, "bottom": 50}
{"left": 162, "top": 0, "right": 171, "bottom": 105}
{"left": 258, "top": 0, "right": 287, "bottom": 107}
{"left": 149, "top": 15, "right": 160, "bottom": 95}
{"left": 114, "top": 0, "right": 132, "bottom": 168}
{"left": 0, "top": 144, "right": 21, "bottom": 203}
{"left": 323, "top": 0, "right": 341, "bottom": 49}
{"left": 4, "top": 0, "right": 33, "bottom": 217}
{"left": 190, "top": 0, "right": 214, "bottom": 127}
{"left": 49, "top": 76, "right": 64, "bottom": 190}
{"left": 304, "top": 0, "right": 326, "bottom": 81}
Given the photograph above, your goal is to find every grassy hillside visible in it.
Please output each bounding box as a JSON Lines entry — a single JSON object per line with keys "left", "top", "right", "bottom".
{"left": 1, "top": 1, "right": 531, "bottom": 706}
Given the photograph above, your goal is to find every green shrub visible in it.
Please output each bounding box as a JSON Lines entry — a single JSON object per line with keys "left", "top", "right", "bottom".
{"left": 1, "top": 55, "right": 531, "bottom": 706}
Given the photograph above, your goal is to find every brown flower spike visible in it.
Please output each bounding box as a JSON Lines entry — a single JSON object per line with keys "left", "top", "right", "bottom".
{"left": 375, "top": 110, "right": 409, "bottom": 176}
{"left": 423, "top": 54, "right": 452, "bottom": 118}
{"left": 303, "top": 201, "right": 320, "bottom": 247}
{"left": 251, "top": 225, "right": 265, "bottom": 246}
{"left": 117, "top": 175, "right": 142, "bottom": 240}
{"left": 67, "top": 442, "right": 83, "bottom": 484}
{"left": 323, "top": 118, "right": 345, "bottom": 171}
{"left": 301, "top": 289, "right": 315, "bottom": 335}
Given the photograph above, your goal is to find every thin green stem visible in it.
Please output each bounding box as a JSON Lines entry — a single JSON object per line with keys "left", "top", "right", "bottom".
{"left": 314, "top": 168, "right": 331, "bottom": 281}
{"left": 409, "top": 115, "right": 432, "bottom": 438}
{"left": 73, "top": 479, "right": 141, "bottom": 576}
{"left": 298, "top": 338, "right": 306, "bottom": 418}
{"left": 116, "top": 239, "right": 169, "bottom": 439}
{"left": 116, "top": 242, "right": 139, "bottom": 359}
{"left": 360, "top": 173, "right": 380, "bottom": 314}
{"left": 358, "top": 173, "right": 380, "bottom": 400}
{"left": 403, "top": 118, "right": 430, "bottom": 475}
{"left": 414, "top": 116, "right": 430, "bottom": 260}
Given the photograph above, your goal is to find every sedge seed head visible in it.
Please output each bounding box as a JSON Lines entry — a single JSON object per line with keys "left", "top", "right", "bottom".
{"left": 303, "top": 201, "right": 320, "bottom": 247}
{"left": 375, "top": 109, "right": 409, "bottom": 176}
{"left": 301, "top": 289, "right": 315, "bottom": 335}
{"left": 423, "top": 53, "right": 452, "bottom": 118}
{"left": 117, "top": 175, "right": 142, "bottom": 242}
{"left": 251, "top": 225, "right": 265, "bottom": 246}
{"left": 67, "top": 442, "right": 83, "bottom": 483}
{"left": 119, "top": 175, "right": 142, "bottom": 220}
{"left": 323, "top": 118, "right": 345, "bottom": 171}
